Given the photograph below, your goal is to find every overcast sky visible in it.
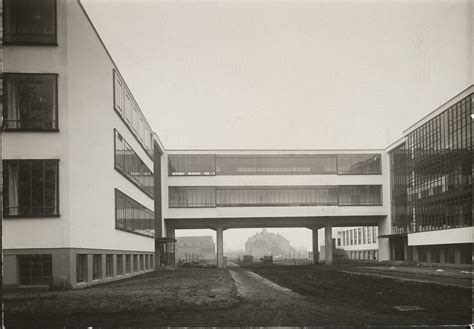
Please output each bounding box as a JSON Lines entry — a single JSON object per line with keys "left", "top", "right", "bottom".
{"left": 83, "top": 0, "right": 471, "bottom": 250}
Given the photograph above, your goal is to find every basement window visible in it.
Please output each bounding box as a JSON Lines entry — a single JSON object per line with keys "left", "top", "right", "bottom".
{"left": 18, "top": 254, "right": 52, "bottom": 286}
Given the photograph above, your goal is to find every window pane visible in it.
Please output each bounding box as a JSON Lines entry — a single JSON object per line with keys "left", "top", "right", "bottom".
{"left": 3, "top": 160, "right": 59, "bottom": 217}
{"left": 337, "top": 154, "right": 382, "bottom": 175}
{"left": 4, "top": 0, "right": 57, "bottom": 44}
{"left": 114, "top": 130, "right": 154, "bottom": 198}
{"left": 115, "top": 189, "right": 154, "bottom": 237}
{"left": 4, "top": 74, "right": 58, "bottom": 130}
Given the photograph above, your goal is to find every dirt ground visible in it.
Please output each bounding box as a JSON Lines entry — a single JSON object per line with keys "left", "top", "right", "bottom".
{"left": 4, "top": 264, "right": 472, "bottom": 328}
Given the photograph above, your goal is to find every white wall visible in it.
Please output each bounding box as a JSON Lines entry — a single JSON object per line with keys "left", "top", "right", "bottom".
{"left": 3, "top": 0, "right": 154, "bottom": 252}
{"left": 3, "top": 0, "right": 70, "bottom": 249}
{"left": 66, "top": 0, "right": 153, "bottom": 251}
{"left": 408, "top": 227, "right": 473, "bottom": 246}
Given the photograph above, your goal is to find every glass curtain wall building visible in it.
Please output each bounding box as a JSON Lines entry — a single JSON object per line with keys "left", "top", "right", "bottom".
{"left": 388, "top": 91, "right": 472, "bottom": 264}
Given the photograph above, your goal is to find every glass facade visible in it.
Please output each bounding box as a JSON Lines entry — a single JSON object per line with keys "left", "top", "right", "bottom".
{"left": 115, "top": 189, "right": 154, "bottom": 237}
{"left": 337, "top": 154, "right": 382, "bottom": 175}
{"left": 114, "top": 130, "right": 154, "bottom": 198}
{"left": 168, "top": 155, "right": 216, "bottom": 176}
{"left": 216, "top": 186, "right": 338, "bottom": 207}
{"left": 3, "top": 160, "right": 59, "bottom": 217}
{"left": 4, "top": 73, "right": 58, "bottom": 130}
{"left": 216, "top": 155, "right": 337, "bottom": 175}
{"left": 337, "top": 185, "right": 382, "bottom": 206}
{"left": 3, "top": 0, "right": 57, "bottom": 45}
{"left": 389, "top": 93, "right": 472, "bottom": 234}
{"left": 168, "top": 186, "right": 216, "bottom": 208}
{"left": 169, "top": 185, "right": 382, "bottom": 208}
{"left": 168, "top": 153, "right": 381, "bottom": 176}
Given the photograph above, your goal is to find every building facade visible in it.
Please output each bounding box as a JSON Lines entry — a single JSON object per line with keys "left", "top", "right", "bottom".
{"left": 385, "top": 88, "right": 472, "bottom": 266}
{"left": 1, "top": 0, "right": 472, "bottom": 291}
{"left": 332, "top": 226, "right": 379, "bottom": 261}
{"left": 2, "top": 0, "right": 158, "bottom": 289}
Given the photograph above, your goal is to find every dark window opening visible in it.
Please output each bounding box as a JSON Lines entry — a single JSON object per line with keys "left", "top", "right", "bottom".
{"left": 76, "top": 254, "right": 87, "bottom": 283}
{"left": 3, "top": 160, "right": 59, "bottom": 217}
{"left": 18, "top": 254, "right": 52, "bottom": 286}
{"left": 117, "top": 255, "right": 124, "bottom": 275}
{"left": 4, "top": 74, "right": 58, "bottom": 130}
{"left": 106, "top": 255, "right": 113, "bottom": 278}
{"left": 92, "top": 255, "right": 102, "bottom": 280}
{"left": 3, "top": 0, "right": 57, "bottom": 45}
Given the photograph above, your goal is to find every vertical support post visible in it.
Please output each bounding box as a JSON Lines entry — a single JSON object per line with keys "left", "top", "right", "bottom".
{"left": 312, "top": 228, "right": 319, "bottom": 264}
{"left": 378, "top": 218, "right": 390, "bottom": 261}
{"left": 216, "top": 226, "right": 224, "bottom": 268}
{"left": 325, "top": 224, "right": 333, "bottom": 265}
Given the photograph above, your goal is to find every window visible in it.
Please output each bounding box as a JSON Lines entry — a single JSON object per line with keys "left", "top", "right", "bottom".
{"left": 337, "top": 154, "right": 382, "bottom": 175}
{"left": 444, "top": 247, "right": 455, "bottom": 264}
{"left": 76, "top": 254, "right": 88, "bottom": 283}
{"left": 18, "top": 254, "right": 52, "bottom": 286}
{"left": 133, "top": 255, "right": 139, "bottom": 272}
{"left": 431, "top": 248, "right": 440, "bottom": 263}
{"left": 4, "top": 160, "right": 59, "bottom": 217}
{"left": 106, "top": 255, "right": 114, "bottom": 278}
{"left": 92, "top": 255, "right": 102, "bottom": 280}
{"left": 216, "top": 155, "right": 337, "bottom": 175}
{"left": 114, "top": 130, "right": 154, "bottom": 198}
{"left": 4, "top": 73, "right": 58, "bottom": 130}
{"left": 168, "top": 155, "right": 216, "bottom": 176}
{"left": 125, "top": 255, "right": 131, "bottom": 273}
{"left": 372, "top": 227, "right": 378, "bottom": 243}
{"left": 117, "top": 255, "right": 124, "bottom": 275}
{"left": 3, "top": 0, "right": 57, "bottom": 45}
{"left": 337, "top": 185, "right": 382, "bottom": 206}
{"left": 362, "top": 227, "right": 366, "bottom": 244}
{"left": 150, "top": 255, "right": 154, "bottom": 268}
{"left": 169, "top": 186, "right": 216, "bottom": 208}
{"left": 113, "top": 70, "right": 153, "bottom": 157}
{"left": 368, "top": 227, "right": 372, "bottom": 244}
{"left": 145, "top": 255, "right": 150, "bottom": 269}
{"left": 115, "top": 189, "right": 154, "bottom": 237}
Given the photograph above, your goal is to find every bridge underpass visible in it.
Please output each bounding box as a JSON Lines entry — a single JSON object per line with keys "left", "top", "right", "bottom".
{"left": 164, "top": 215, "right": 384, "bottom": 267}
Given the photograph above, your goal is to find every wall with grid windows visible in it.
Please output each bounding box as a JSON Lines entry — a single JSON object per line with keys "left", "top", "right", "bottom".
{"left": 163, "top": 150, "right": 389, "bottom": 223}
{"left": 65, "top": 0, "right": 154, "bottom": 251}
{"left": 2, "top": 0, "right": 156, "bottom": 289}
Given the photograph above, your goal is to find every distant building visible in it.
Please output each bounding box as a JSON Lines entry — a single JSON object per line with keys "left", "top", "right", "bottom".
{"left": 334, "top": 226, "right": 379, "bottom": 260}
{"left": 245, "top": 229, "right": 296, "bottom": 258}
{"left": 175, "top": 236, "right": 215, "bottom": 261}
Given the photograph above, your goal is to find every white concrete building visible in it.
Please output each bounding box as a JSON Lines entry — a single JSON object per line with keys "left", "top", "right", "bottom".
{"left": 1, "top": 0, "right": 471, "bottom": 291}
{"left": 2, "top": 0, "right": 157, "bottom": 288}
{"left": 162, "top": 149, "right": 391, "bottom": 267}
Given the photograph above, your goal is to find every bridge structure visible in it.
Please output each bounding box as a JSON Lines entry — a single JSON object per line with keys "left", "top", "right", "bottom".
{"left": 159, "top": 149, "right": 391, "bottom": 267}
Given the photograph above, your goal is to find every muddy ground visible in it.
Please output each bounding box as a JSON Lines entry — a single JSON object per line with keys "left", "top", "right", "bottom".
{"left": 4, "top": 264, "right": 472, "bottom": 328}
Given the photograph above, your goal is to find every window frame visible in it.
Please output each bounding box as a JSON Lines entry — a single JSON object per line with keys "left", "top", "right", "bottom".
{"left": 3, "top": 0, "right": 58, "bottom": 46}
{"left": 3, "top": 159, "right": 60, "bottom": 218}
{"left": 112, "top": 69, "right": 153, "bottom": 160}
{"left": 114, "top": 129, "right": 154, "bottom": 199}
{"left": 3, "top": 73, "right": 59, "bottom": 132}
{"left": 114, "top": 188, "right": 154, "bottom": 238}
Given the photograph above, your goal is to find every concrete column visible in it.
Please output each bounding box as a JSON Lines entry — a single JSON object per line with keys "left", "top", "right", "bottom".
{"left": 324, "top": 224, "right": 333, "bottom": 265}
{"left": 166, "top": 227, "right": 176, "bottom": 267}
{"left": 377, "top": 218, "right": 390, "bottom": 261}
{"left": 216, "top": 226, "right": 224, "bottom": 268}
{"left": 312, "top": 228, "right": 319, "bottom": 264}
